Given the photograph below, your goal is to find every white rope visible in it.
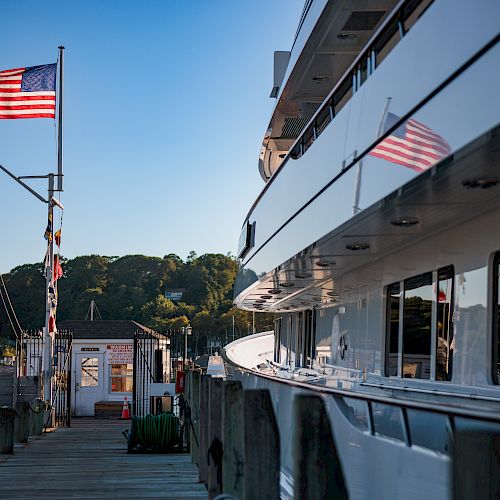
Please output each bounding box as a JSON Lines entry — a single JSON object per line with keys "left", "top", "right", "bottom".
{"left": 0, "top": 281, "right": 20, "bottom": 342}
{"left": 0, "top": 274, "right": 23, "bottom": 335}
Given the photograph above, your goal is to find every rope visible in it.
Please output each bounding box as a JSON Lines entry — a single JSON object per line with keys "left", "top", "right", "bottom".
{"left": 0, "top": 274, "right": 23, "bottom": 336}
{"left": 130, "top": 413, "right": 179, "bottom": 450}
{"left": 0, "top": 281, "right": 20, "bottom": 342}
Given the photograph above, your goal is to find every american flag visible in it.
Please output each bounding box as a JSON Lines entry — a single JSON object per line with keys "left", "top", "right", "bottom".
{"left": 369, "top": 112, "right": 451, "bottom": 172}
{"left": 0, "top": 64, "right": 56, "bottom": 119}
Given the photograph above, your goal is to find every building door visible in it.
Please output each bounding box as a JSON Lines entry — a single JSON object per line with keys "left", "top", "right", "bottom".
{"left": 74, "top": 353, "right": 104, "bottom": 416}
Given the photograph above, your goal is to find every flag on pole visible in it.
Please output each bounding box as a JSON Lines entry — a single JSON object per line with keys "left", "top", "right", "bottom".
{"left": 53, "top": 255, "right": 63, "bottom": 281}
{"left": 44, "top": 211, "right": 53, "bottom": 241}
{"left": 54, "top": 229, "right": 62, "bottom": 247}
{"left": 0, "top": 64, "right": 56, "bottom": 119}
{"left": 369, "top": 112, "right": 451, "bottom": 172}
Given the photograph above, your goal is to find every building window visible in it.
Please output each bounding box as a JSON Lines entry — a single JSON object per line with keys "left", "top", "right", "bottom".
{"left": 493, "top": 253, "right": 500, "bottom": 384}
{"left": 81, "top": 357, "right": 99, "bottom": 387}
{"left": 110, "top": 363, "right": 133, "bottom": 392}
{"left": 436, "top": 266, "right": 454, "bottom": 381}
{"left": 385, "top": 283, "right": 401, "bottom": 376}
{"left": 403, "top": 272, "right": 433, "bottom": 379}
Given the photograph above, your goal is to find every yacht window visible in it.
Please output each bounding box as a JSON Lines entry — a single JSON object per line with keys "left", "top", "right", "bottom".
{"left": 403, "top": 272, "right": 432, "bottom": 379}
{"left": 311, "top": 309, "right": 317, "bottom": 366}
{"left": 286, "top": 315, "right": 292, "bottom": 366}
{"left": 287, "top": 0, "right": 432, "bottom": 163}
{"left": 493, "top": 253, "right": 500, "bottom": 384}
{"left": 316, "top": 106, "right": 332, "bottom": 136}
{"left": 303, "top": 310, "right": 312, "bottom": 368}
{"left": 436, "top": 266, "right": 454, "bottom": 381}
{"left": 303, "top": 128, "right": 314, "bottom": 154}
{"left": 274, "top": 317, "right": 283, "bottom": 363}
{"left": 385, "top": 283, "right": 401, "bottom": 376}
{"left": 296, "top": 312, "right": 303, "bottom": 367}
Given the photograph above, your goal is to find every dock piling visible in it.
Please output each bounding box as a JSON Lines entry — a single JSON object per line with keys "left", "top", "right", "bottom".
{"left": 222, "top": 380, "right": 244, "bottom": 499}
{"left": 293, "top": 395, "right": 347, "bottom": 500}
{"left": 243, "top": 389, "right": 280, "bottom": 500}
{"left": 14, "top": 401, "right": 31, "bottom": 443}
{"left": 199, "top": 374, "right": 210, "bottom": 483}
{"left": 0, "top": 407, "right": 15, "bottom": 454}
{"left": 208, "top": 378, "right": 223, "bottom": 498}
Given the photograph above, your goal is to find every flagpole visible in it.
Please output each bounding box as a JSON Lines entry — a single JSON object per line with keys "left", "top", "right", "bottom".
{"left": 57, "top": 46, "right": 64, "bottom": 192}
{"left": 352, "top": 97, "right": 392, "bottom": 215}
{"left": 43, "top": 176, "right": 55, "bottom": 411}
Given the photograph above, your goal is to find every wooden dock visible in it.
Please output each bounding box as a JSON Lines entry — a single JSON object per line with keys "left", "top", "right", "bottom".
{"left": 0, "top": 418, "right": 206, "bottom": 499}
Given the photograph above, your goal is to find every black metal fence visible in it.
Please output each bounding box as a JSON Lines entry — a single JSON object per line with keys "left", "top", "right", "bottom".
{"left": 53, "top": 330, "right": 72, "bottom": 427}
{"left": 133, "top": 330, "right": 170, "bottom": 417}
{"left": 16, "top": 330, "right": 43, "bottom": 378}
{"left": 15, "top": 329, "right": 72, "bottom": 427}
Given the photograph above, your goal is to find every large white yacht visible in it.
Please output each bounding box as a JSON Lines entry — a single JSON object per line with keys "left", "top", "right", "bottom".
{"left": 225, "top": 0, "right": 500, "bottom": 498}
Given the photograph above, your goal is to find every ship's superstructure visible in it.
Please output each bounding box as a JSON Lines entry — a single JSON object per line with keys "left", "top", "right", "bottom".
{"left": 226, "top": 0, "right": 500, "bottom": 498}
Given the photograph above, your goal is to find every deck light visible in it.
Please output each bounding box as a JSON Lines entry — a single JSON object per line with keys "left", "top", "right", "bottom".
{"left": 279, "top": 281, "right": 295, "bottom": 287}
{"left": 269, "top": 289, "right": 282, "bottom": 294}
{"left": 391, "top": 217, "right": 419, "bottom": 227}
{"left": 316, "top": 260, "right": 333, "bottom": 267}
{"left": 294, "top": 272, "right": 312, "bottom": 279}
{"left": 260, "top": 295, "right": 272, "bottom": 299}
{"left": 462, "top": 177, "right": 499, "bottom": 189}
{"left": 346, "top": 243, "right": 370, "bottom": 251}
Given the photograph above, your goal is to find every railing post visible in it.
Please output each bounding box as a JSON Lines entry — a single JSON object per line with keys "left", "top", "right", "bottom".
{"left": 208, "top": 378, "right": 223, "bottom": 499}
{"left": 190, "top": 370, "right": 201, "bottom": 466}
{"left": 243, "top": 389, "right": 280, "bottom": 500}
{"left": 293, "top": 395, "right": 347, "bottom": 499}
{"left": 453, "top": 429, "right": 500, "bottom": 499}
{"left": 222, "top": 380, "right": 244, "bottom": 499}
{"left": 198, "top": 374, "right": 210, "bottom": 483}
{"left": 14, "top": 401, "right": 31, "bottom": 443}
{"left": 30, "top": 398, "right": 45, "bottom": 436}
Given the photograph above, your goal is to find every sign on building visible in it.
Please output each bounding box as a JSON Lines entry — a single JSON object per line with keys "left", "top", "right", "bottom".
{"left": 164, "top": 288, "right": 185, "bottom": 302}
{"left": 107, "top": 344, "right": 133, "bottom": 364}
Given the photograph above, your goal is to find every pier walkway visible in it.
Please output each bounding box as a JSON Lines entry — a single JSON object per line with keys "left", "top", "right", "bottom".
{"left": 0, "top": 419, "right": 206, "bottom": 499}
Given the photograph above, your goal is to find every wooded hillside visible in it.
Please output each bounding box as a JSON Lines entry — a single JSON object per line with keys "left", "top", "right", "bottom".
{"left": 0, "top": 252, "right": 272, "bottom": 352}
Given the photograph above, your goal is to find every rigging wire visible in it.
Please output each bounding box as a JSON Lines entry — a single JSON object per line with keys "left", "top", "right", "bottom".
{"left": 0, "top": 282, "right": 20, "bottom": 342}
{"left": 0, "top": 274, "right": 23, "bottom": 337}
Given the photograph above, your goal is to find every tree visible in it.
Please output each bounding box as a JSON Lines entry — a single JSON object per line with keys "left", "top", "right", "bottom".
{"left": 140, "top": 295, "right": 176, "bottom": 331}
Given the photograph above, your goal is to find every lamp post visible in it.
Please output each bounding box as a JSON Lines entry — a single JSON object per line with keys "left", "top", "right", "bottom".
{"left": 183, "top": 325, "right": 192, "bottom": 371}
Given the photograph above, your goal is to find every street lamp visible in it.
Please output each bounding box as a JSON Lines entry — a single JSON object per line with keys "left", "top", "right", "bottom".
{"left": 183, "top": 325, "right": 192, "bottom": 371}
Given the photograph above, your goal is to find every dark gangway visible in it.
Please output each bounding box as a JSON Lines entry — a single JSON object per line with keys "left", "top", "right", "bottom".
{"left": 0, "top": 418, "right": 206, "bottom": 499}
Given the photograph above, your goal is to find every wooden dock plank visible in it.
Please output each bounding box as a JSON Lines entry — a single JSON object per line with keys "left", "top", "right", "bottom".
{"left": 0, "top": 418, "right": 206, "bottom": 499}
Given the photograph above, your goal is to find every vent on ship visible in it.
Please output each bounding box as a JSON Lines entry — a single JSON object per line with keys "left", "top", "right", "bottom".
{"left": 342, "top": 11, "right": 385, "bottom": 31}
{"left": 280, "top": 117, "right": 311, "bottom": 139}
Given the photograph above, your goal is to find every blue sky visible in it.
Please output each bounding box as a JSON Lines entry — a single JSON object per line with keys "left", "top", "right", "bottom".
{"left": 0, "top": 0, "right": 304, "bottom": 273}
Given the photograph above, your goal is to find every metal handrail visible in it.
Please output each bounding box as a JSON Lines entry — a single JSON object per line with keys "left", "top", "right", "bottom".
{"left": 222, "top": 347, "right": 500, "bottom": 424}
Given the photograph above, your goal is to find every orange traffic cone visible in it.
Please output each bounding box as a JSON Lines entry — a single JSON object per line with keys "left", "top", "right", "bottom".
{"left": 121, "top": 396, "right": 130, "bottom": 419}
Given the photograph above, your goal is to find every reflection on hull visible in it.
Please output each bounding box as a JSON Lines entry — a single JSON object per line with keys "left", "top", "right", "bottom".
{"left": 232, "top": 0, "right": 500, "bottom": 498}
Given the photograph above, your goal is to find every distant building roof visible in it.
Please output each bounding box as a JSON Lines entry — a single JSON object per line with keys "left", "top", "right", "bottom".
{"left": 57, "top": 320, "right": 157, "bottom": 340}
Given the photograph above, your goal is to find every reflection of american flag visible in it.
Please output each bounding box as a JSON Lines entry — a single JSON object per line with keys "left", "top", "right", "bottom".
{"left": 0, "top": 64, "right": 56, "bottom": 119}
{"left": 369, "top": 112, "right": 451, "bottom": 172}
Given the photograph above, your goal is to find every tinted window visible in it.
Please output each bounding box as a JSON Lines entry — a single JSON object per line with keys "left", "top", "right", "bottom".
{"left": 386, "top": 283, "right": 401, "bottom": 376}
{"left": 436, "top": 266, "right": 454, "bottom": 381}
{"left": 494, "top": 254, "right": 500, "bottom": 384}
{"left": 403, "top": 273, "right": 432, "bottom": 379}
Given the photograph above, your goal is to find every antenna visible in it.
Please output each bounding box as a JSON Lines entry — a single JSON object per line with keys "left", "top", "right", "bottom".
{"left": 86, "top": 300, "right": 102, "bottom": 321}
